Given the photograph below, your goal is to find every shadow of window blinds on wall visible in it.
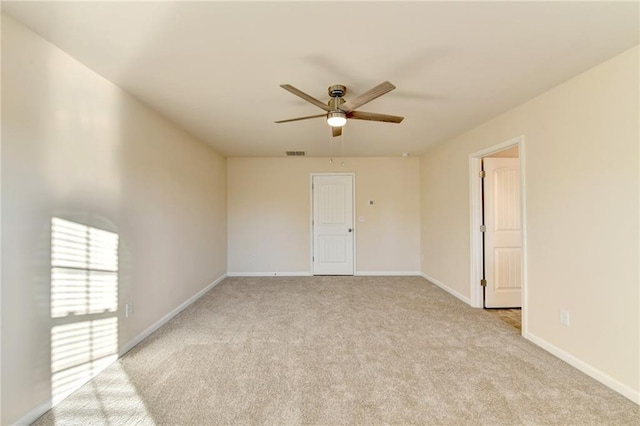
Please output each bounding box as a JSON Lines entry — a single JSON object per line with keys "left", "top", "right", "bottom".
{"left": 50, "top": 217, "right": 119, "bottom": 405}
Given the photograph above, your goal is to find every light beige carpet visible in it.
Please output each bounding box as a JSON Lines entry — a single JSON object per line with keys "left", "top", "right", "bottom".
{"left": 34, "top": 276, "right": 639, "bottom": 425}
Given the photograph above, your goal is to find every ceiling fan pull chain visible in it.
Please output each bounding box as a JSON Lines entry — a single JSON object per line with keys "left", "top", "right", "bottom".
{"left": 341, "top": 131, "right": 345, "bottom": 167}
{"left": 329, "top": 131, "right": 334, "bottom": 164}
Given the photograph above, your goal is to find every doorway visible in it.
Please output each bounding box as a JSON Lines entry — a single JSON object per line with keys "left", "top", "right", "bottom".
{"left": 311, "top": 174, "right": 355, "bottom": 275}
{"left": 469, "top": 136, "right": 527, "bottom": 333}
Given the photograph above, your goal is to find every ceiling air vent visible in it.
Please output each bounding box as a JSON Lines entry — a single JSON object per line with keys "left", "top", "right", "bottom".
{"left": 286, "top": 151, "right": 306, "bottom": 156}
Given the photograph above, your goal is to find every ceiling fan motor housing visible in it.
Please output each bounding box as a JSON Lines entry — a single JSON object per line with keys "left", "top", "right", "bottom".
{"left": 328, "top": 84, "right": 347, "bottom": 98}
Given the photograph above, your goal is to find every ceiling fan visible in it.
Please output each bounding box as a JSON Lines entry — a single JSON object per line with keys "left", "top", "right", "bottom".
{"left": 275, "top": 81, "right": 404, "bottom": 137}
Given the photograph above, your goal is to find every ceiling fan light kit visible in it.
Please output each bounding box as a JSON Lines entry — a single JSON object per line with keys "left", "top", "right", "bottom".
{"left": 276, "top": 81, "right": 404, "bottom": 137}
{"left": 327, "top": 111, "right": 347, "bottom": 127}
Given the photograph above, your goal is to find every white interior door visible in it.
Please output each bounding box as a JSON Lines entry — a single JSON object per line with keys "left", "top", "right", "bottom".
{"left": 484, "top": 158, "right": 522, "bottom": 308}
{"left": 313, "top": 175, "right": 354, "bottom": 275}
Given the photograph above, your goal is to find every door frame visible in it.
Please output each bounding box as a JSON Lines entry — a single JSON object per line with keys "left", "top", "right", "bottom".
{"left": 469, "top": 136, "right": 528, "bottom": 333}
{"left": 309, "top": 172, "right": 357, "bottom": 275}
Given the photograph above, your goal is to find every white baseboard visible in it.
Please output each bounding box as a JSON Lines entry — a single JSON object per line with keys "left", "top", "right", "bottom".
{"left": 15, "top": 274, "right": 228, "bottom": 426}
{"left": 14, "top": 397, "right": 52, "bottom": 426}
{"left": 525, "top": 331, "right": 639, "bottom": 405}
{"left": 356, "top": 271, "right": 421, "bottom": 276}
{"left": 228, "top": 271, "right": 421, "bottom": 277}
{"left": 420, "top": 272, "right": 471, "bottom": 305}
{"left": 227, "top": 272, "right": 312, "bottom": 277}
{"left": 119, "top": 273, "right": 227, "bottom": 356}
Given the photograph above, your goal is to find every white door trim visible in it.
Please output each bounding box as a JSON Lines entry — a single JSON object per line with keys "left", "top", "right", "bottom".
{"left": 309, "top": 172, "right": 356, "bottom": 275}
{"left": 468, "top": 136, "right": 528, "bottom": 333}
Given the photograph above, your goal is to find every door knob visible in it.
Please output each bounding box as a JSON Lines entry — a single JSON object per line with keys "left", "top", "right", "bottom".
{"left": 348, "top": 228, "right": 352, "bottom": 232}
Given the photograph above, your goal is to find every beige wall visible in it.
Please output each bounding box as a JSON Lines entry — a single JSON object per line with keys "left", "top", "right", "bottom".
{"left": 1, "top": 15, "right": 227, "bottom": 424}
{"left": 227, "top": 157, "right": 420, "bottom": 275}
{"left": 420, "top": 46, "right": 639, "bottom": 399}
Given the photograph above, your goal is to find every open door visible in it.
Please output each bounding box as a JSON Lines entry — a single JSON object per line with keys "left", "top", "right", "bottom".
{"left": 484, "top": 157, "right": 522, "bottom": 308}
{"left": 312, "top": 174, "right": 354, "bottom": 275}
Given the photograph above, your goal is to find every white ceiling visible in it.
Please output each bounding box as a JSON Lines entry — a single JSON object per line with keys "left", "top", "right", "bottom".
{"left": 3, "top": 1, "right": 639, "bottom": 157}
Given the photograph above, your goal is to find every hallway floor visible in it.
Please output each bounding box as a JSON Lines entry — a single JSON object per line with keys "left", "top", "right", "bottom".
{"left": 486, "top": 308, "right": 522, "bottom": 332}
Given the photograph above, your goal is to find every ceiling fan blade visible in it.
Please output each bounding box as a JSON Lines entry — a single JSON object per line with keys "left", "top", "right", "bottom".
{"left": 275, "top": 114, "right": 326, "bottom": 124}
{"left": 280, "top": 84, "right": 332, "bottom": 112}
{"left": 332, "top": 126, "right": 342, "bottom": 137}
{"left": 348, "top": 111, "right": 404, "bottom": 123}
{"left": 339, "top": 81, "right": 396, "bottom": 113}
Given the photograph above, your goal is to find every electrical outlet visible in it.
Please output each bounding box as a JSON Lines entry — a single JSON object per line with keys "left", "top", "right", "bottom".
{"left": 125, "top": 303, "right": 133, "bottom": 318}
{"left": 560, "top": 309, "right": 570, "bottom": 326}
